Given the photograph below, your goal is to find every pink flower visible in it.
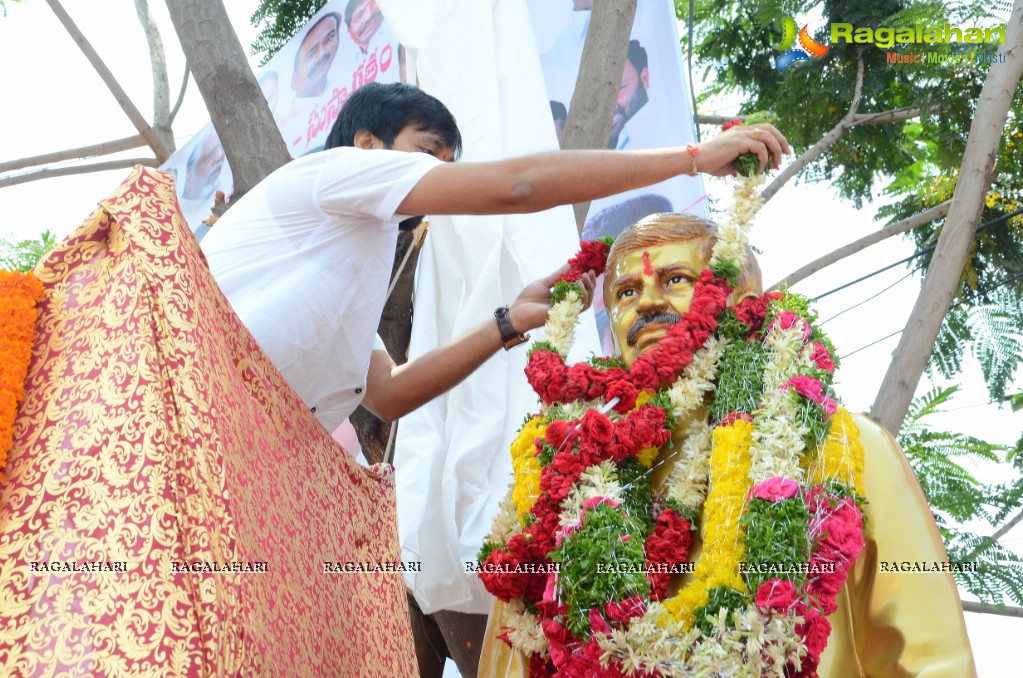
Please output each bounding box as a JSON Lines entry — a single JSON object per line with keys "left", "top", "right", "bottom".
{"left": 589, "top": 607, "right": 611, "bottom": 635}
{"left": 582, "top": 496, "right": 619, "bottom": 510}
{"left": 750, "top": 477, "right": 800, "bottom": 501}
{"left": 755, "top": 578, "right": 798, "bottom": 611}
{"left": 783, "top": 375, "right": 825, "bottom": 403}
{"left": 820, "top": 395, "right": 838, "bottom": 416}
{"left": 809, "top": 342, "right": 835, "bottom": 373}
{"left": 770, "top": 310, "right": 812, "bottom": 342}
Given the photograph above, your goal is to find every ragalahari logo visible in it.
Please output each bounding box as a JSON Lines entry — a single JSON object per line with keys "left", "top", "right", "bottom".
{"left": 773, "top": 16, "right": 829, "bottom": 72}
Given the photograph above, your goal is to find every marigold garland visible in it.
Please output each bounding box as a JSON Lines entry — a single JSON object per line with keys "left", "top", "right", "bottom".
{"left": 0, "top": 270, "right": 44, "bottom": 481}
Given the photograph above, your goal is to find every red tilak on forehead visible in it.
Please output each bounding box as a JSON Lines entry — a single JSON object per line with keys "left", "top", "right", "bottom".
{"left": 642, "top": 251, "right": 653, "bottom": 277}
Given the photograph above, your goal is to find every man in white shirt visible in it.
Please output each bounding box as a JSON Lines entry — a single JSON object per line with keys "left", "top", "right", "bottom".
{"left": 202, "top": 80, "right": 788, "bottom": 437}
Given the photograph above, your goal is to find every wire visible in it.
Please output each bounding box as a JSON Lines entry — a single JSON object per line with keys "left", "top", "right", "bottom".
{"left": 811, "top": 206, "right": 1023, "bottom": 302}
{"left": 819, "top": 267, "right": 919, "bottom": 326}
{"left": 837, "top": 269, "right": 1023, "bottom": 360}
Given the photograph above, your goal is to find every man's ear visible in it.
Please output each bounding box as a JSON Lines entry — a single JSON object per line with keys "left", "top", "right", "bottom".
{"left": 353, "top": 129, "right": 382, "bottom": 150}
{"left": 640, "top": 67, "right": 650, "bottom": 92}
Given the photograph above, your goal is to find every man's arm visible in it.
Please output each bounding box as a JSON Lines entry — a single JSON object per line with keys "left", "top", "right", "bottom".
{"left": 398, "top": 124, "right": 790, "bottom": 216}
{"left": 360, "top": 267, "right": 595, "bottom": 422}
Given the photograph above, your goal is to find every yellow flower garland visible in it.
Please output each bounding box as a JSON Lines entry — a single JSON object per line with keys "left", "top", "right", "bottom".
{"left": 662, "top": 418, "right": 754, "bottom": 629}
{"left": 0, "top": 270, "right": 44, "bottom": 481}
{"left": 806, "top": 407, "right": 865, "bottom": 496}
{"left": 511, "top": 416, "right": 547, "bottom": 525}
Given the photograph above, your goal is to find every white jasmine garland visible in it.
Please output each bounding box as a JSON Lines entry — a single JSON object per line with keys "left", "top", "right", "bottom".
{"left": 488, "top": 487, "right": 523, "bottom": 544}
{"left": 559, "top": 460, "right": 622, "bottom": 531}
{"left": 666, "top": 336, "right": 729, "bottom": 421}
{"left": 665, "top": 420, "right": 713, "bottom": 512}
{"left": 544, "top": 289, "right": 584, "bottom": 358}
{"left": 503, "top": 599, "right": 550, "bottom": 658}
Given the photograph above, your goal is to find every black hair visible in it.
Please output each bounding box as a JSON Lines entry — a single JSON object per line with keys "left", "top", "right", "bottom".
{"left": 325, "top": 82, "right": 462, "bottom": 156}
{"left": 293, "top": 12, "right": 342, "bottom": 73}
{"left": 626, "top": 39, "right": 648, "bottom": 73}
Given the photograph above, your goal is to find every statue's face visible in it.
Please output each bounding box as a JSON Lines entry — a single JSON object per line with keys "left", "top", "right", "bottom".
{"left": 606, "top": 238, "right": 710, "bottom": 368}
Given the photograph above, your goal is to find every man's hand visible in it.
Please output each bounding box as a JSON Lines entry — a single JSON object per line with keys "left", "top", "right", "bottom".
{"left": 695, "top": 123, "right": 792, "bottom": 177}
{"left": 509, "top": 264, "right": 597, "bottom": 332}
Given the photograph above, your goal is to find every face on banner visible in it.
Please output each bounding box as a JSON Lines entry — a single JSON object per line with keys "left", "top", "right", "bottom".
{"left": 291, "top": 13, "right": 342, "bottom": 98}
{"left": 160, "top": 0, "right": 406, "bottom": 236}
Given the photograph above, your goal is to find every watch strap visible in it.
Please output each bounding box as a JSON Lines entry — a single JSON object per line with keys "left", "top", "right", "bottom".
{"left": 495, "top": 306, "right": 529, "bottom": 350}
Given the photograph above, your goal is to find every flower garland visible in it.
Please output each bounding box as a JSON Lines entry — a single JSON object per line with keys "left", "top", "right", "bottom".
{"left": 478, "top": 131, "right": 868, "bottom": 676}
{"left": 0, "top": 270, "right": 44, "bottom": 482}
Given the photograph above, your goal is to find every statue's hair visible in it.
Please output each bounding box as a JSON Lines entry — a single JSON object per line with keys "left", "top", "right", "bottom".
{"left": 603, "top": 213, "right": 763, "bottom": 306}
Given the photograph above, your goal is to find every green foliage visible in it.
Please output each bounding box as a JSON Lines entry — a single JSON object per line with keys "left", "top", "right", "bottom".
{"left": 616, "top": 456, "right": 656, "bottom": 536}
{"left": 899, "top": 386, "right": 1023, "bottom": 605}
{"left": 589, "top": 354, "right": 626, "bottom": 370}
{"left": 251, "top": 0, "right": 326, "bottom": 64}
{"left": 741, "top": 496, "right": 813, "bottom": 592}
{"left": 709, "top": 338, "right": 766, "bottom": 421}
{"left": 550, "top": 503, "right": 649, "bottom": 638}
{"left": 692, "top": 586, "right": 748, "bottom": 636}
{"left": 477, "top": 540, "right": 499, "bottom": 565}
{"left": 551, "top": 280, "right": 584, "bottom": 306}
{"left": 0, "top": 230, "right": 56, "bottom": 273}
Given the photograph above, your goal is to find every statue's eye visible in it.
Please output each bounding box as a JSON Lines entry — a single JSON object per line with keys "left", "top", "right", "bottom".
{"left": 618, "top": 288, "right": 637, "bottom": 300}
{"left": 667, "top": 274, "right": 687, "bottom": 286}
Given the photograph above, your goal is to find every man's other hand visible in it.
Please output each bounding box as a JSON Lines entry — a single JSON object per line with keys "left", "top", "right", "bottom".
{"left": 509, "top": 264, "right": 597, "bottom": 332}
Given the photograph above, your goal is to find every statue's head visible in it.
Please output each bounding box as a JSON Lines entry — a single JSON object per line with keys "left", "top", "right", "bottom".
{"left": 603, "top": 213, "right": 762, "bottom": 367}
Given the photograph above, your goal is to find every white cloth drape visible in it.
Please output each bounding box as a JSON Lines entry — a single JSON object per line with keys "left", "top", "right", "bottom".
{"left": 378, "top": 0, "right": 600, "bottom": 614}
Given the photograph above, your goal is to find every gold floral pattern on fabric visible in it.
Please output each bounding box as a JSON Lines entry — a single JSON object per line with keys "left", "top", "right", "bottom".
{"left": 0, "top": 166, "right": 417, "bottom": 676}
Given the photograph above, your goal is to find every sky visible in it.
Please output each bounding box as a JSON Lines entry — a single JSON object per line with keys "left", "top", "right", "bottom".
{"left": 1, "top": 0, "right": 1021, "bottom": 674}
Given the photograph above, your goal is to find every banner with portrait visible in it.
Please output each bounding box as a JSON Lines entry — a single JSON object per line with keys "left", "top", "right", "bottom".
{"left": 527, "top": 0, "right": 707, "bottom": 353}
{"left": 160, "top": 0, "right": 405, "bottom": 239}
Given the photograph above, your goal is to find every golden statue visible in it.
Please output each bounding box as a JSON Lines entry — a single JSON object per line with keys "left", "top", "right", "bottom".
{"left": 478, "top": 214, "right": 976, "bottom": 677}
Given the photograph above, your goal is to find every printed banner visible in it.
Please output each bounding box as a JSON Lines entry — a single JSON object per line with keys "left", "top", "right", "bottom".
{"left": 527, "top": 0, "right": 707, "bottom": 353}
{"left": 161, "top": 0, "right": 405, "bottom": 239}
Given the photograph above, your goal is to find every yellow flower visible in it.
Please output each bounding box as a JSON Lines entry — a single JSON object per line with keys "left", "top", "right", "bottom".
{"left": 806, "top": 408, "right": 865, "bottom": 495}
{"left": 510, "top": 416, "right": 547, "bottom": 524}
{"left": 663, "top": 419, "right": 753, "bottom": 629}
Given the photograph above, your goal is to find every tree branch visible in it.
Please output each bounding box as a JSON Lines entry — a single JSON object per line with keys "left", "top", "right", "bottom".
{"left": 167, "top": 63, "right": 190, "bottom": 127}
{"left": 769, "top": 201, "right": 952, "bottom": 290}
{"left": 45, "top": 0, "right": 172, "bottom": 162}
{"left": 134, "top": 0, "right": 173, "bottom": 153}
{"left": 0, "top": 159, "right": 157, "bottom": 188}
{"left": 851, "top": 107, "right": 922, "bottom": 125}
{"left": 0, "top": 136, "right": 146, "bottom": 173}
{"left": 762, "top": 51, "right": 865, "bottom": 204}
{"left": 963, "top": 507, "right": 1023, "bottom": 562}
{"left": 962, "top": 601, "right": 1023, "bottom": 618}
{"left": 696, "top": 114, "right": 745, "bottom": 126}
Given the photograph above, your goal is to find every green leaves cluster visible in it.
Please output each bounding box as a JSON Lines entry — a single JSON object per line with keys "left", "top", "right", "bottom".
{"left": 741, "top": 496, "right": 812, "bottom": 592}
{"left": 1, "top": 230, "right": 56, "bottom": 274}
{"left": 899, "top": 386, "right": 1023, "bottom": 605}
{"left": 550, "top": 502, "right": 649, "bottom": 638}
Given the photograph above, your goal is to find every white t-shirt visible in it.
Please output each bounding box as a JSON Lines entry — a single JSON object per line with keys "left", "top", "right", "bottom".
{"left": 201, "top": 147, "right": 441, "bottom": 431}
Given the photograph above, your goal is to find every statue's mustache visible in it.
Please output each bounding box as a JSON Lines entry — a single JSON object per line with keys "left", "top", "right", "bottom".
{"left": 626, "top": 312, "right": 682, "bottom": 347}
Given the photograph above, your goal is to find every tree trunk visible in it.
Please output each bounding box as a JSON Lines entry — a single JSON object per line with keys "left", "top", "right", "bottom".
{"left": 870, "top": 0, "right": 1023, "bottom": 434}
{"left": 164, "top": 0, "right": 290, "bottom": 203}
{"left": 559, "top": 0, "right": 638, "bottom": 233}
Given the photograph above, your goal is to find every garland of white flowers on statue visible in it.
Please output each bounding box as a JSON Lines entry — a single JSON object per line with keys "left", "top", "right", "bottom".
{"left": 478, "top": 119, "right": 868, "bottom": 678}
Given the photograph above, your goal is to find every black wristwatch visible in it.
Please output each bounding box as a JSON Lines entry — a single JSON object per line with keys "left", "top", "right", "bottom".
{"left": 495, "top": 306, "right": 530, "bottom": 350}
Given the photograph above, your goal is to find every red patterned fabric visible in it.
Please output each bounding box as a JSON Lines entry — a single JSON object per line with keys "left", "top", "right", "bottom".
{"left": 0, "top": 166, "right": 417, "bottom": 676}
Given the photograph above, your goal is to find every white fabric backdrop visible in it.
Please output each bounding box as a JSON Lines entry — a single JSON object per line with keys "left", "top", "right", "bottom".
{"left": 378, "top": 0, "right": 599, "bottom": 615}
